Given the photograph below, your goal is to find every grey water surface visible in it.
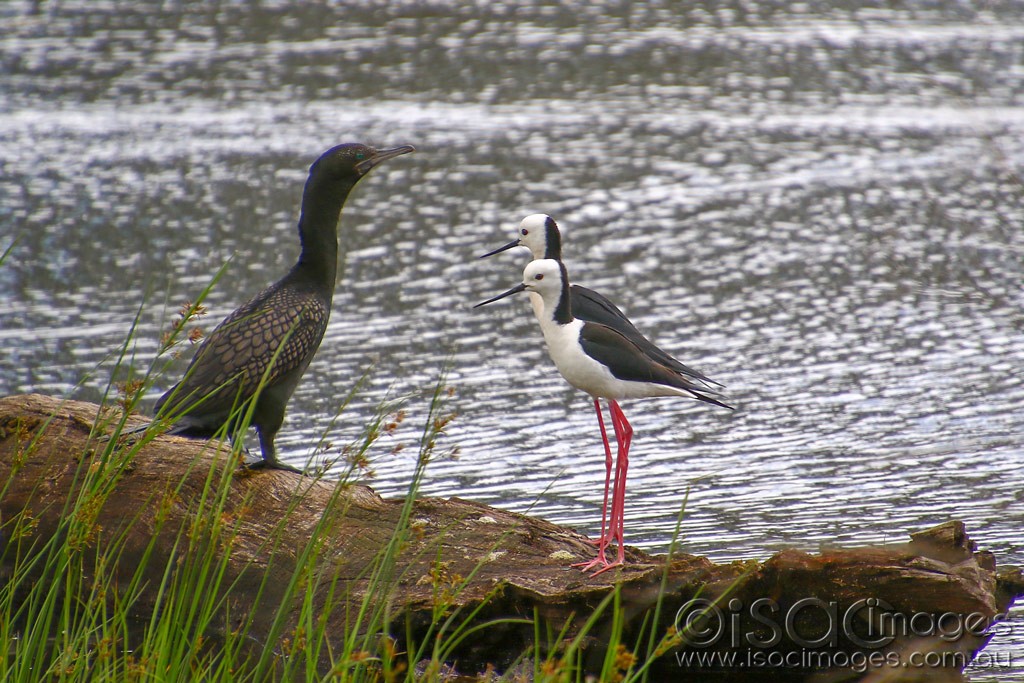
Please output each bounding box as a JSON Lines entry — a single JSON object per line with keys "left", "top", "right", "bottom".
{"left": 2, "top": 1, "right": 1022, "bottom": 678}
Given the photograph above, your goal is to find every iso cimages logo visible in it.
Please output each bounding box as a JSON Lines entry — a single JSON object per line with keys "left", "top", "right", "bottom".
{"left": 674, "top": 596, "right": 996, "bottom": 650}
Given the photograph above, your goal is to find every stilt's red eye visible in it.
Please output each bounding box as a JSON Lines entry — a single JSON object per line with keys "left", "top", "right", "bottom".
{"left": 535, "top": 274, "right": 544, "bottom": 280}
{"left": 521, "top": 229, "right": 528, "bottom": 236}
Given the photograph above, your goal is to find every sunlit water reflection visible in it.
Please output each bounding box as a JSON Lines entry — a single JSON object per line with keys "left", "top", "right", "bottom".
{"left": 2, "top": 1, "right": 1022, "bottom": 678}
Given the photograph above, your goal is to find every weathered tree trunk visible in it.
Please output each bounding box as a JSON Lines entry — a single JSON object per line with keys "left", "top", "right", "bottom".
{"left": 1, "top": 394, "right": 1020, "bottom": 681}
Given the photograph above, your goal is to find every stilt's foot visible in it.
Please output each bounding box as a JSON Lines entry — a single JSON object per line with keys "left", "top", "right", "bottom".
{"left": 571, "top": 545, "right": 612, "bottom": 573}
{"left": 572, "top": 554, "right": 624, "bottom": 575}
{"left": 589, "top": 558, "right": 625, "bottom": 577}
{"left": 571, "top": 543, "right": 626, "bottom": 575}
{"left": 571, "top": 556, "right": 606, "bottom": 572}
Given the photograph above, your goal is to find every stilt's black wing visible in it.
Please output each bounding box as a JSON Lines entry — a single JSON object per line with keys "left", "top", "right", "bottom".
{"left": 571, "top": 284, "right": 721, "bottom": 388}
{"left": 578, "top": 322, "right": 733, "bottom": 410}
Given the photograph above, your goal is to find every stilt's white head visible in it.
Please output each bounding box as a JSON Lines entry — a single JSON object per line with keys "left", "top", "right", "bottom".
{"left": 522, "top": 258, "right": 566, "bottom": 307}
{"left": 474, "top": 258, "right": 571, "bottom": 321}
{"left": 516, "top": 214, "right": 558, "bottom": 260}
{"left": 479, "top": 213, "right": 563, "bottom": 261}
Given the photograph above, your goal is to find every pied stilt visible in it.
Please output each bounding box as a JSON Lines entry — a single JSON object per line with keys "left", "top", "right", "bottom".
{"left": 475, "top": 258, "right": 732, "bottom": 574}
{"left": 480, "top": 213, "right": 719, "bottom": 387}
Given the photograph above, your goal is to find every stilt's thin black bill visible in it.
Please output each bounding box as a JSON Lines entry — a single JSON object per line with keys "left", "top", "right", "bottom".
{"left": 478, "top": 239, "right": 520, "bottom": 259}
{"left": 356, "top": 145, "right": 416, "bottom": 175}
{"left": 474, "top": 282, "right": 527, "bottom": 308}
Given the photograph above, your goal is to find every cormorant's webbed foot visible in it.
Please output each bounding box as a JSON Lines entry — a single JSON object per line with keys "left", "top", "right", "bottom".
{"left": 243, "top": 457, "right": 305, "bottom": 475}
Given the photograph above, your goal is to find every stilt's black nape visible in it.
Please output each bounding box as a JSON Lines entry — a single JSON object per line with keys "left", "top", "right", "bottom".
{"left": 151, "top": 143, "right": 414, "bottom": 474}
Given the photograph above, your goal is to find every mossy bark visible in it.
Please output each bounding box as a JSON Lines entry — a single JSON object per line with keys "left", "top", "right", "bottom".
{"left": 1, "top": 393, "right": 1020, "bottom": 681}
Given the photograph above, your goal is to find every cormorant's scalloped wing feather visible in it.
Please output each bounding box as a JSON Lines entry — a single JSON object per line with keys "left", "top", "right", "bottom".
{"left": 155, "top": 283, "right": 328, "bottom": 421}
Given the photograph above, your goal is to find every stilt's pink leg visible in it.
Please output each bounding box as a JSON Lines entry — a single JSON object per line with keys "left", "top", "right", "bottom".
{"left": 573, "top": 398, "right": 614, "bottom": 571}
{"left": 611, "top": 402, "right": 633, "bottom": 547}
{"left": 592, "top": 398, "right": 613, "bottom": 548}
{"left": 592, "top": 400, "right": 633, "bottom": 577}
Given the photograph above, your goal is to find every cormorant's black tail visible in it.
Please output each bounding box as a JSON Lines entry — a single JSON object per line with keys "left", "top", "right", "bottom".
{"left": 100, "top": 419, "right": 194, "bottom": 443}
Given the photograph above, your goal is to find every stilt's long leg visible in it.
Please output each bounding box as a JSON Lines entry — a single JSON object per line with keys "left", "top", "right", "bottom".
{"left": 593, "top": 398, "right": 614, "bottom": 549}
{"left": 592, "top": 400, "right": 633, "bottom": 576}
{"left": 573, "top": 398, "right": 614, "bottom": 570}
{"left": 610, "top": 401, "right": 633, "bottom": 547}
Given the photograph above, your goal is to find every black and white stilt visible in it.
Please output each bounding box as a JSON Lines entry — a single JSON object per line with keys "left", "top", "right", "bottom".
{"left": 475, "top": 258, "right": 732, "bottom": 574}
{"left": 480, "top": 213, "right": 719, "bottom": 387}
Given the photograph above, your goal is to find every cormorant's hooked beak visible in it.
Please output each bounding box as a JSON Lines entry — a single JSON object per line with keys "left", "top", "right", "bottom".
{"left": 473, "top": 282, "right": 527, "bottom": 308}
{"left": 478, "top": 239, "right": 521, "bottom": 259}
{"left": 356, "top": 145, "right": 416, "bottom": 175}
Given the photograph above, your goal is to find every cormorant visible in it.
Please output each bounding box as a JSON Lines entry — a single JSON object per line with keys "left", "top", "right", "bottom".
{"left": 150, "top": 143, "right": 414, "bottom": 472}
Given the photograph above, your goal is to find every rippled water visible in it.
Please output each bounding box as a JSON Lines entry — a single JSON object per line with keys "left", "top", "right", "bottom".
{"left": 2, "top": 1, "right": 1023, "bottom": 678}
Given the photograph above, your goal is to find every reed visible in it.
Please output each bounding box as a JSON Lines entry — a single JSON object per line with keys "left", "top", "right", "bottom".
{"left": 0, "top": 268, "right": 703, "bottom": 682}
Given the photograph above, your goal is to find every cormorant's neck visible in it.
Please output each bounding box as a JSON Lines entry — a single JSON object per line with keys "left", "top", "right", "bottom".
{"left": 552, "top": 262, "right": 573, "bottom": 325}
{"left": 294, "top": 175, "right": 357, "bottom": 294}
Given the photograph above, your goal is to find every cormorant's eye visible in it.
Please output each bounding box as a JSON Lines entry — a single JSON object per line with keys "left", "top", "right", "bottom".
{"left": 521, "top": 229, "right": 528, "bottom": 236}
{"left": 355, "top": 152, "right": 365, "bottom": 160}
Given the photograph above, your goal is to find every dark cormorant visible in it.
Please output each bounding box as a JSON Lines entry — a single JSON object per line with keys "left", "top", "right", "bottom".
{"left": 152, "top": 143, "right": 414, "bottom": 472}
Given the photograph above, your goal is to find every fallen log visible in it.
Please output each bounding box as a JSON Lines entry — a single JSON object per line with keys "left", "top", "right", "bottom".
{"left": 0, "top": 393, "right": 1020, "bottom": 681}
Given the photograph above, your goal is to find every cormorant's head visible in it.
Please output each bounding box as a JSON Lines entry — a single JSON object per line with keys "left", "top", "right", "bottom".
{"left": 310, "top": 143, "right": 415, "bottom": 181}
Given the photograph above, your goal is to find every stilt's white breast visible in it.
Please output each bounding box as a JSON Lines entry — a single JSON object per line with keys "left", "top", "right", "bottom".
{"left": 522, "top": 257, "right": 694, "bottom": 401}
{"left": 528, "top": 291, "right": 544, "bottom": 320}
{"left": 538, "top": 318, "right": 694, "bottom": 400}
